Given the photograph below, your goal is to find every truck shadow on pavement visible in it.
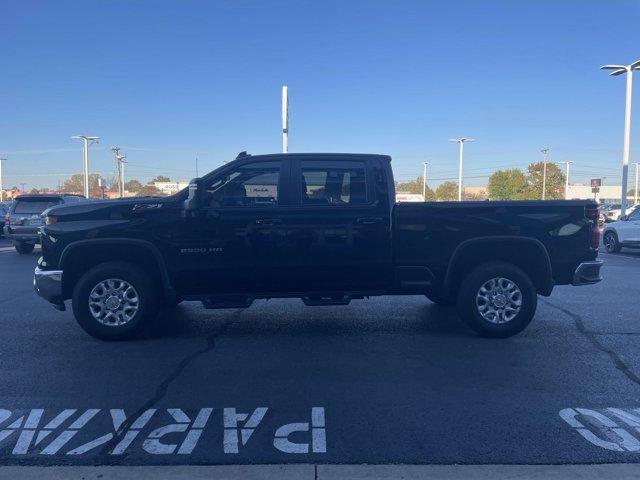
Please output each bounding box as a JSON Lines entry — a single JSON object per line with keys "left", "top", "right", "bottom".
{"left": 143, "top": 297, "right": 477, "bottom": 341}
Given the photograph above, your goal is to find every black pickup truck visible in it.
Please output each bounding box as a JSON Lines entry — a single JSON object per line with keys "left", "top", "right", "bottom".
{"left": 34, "top": 152, "right": 602, "bottom": 340}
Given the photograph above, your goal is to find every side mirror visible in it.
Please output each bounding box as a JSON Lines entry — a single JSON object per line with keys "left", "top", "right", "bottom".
{"left": 620, "top": 214, "right": 628, "bottom": 221}
{"left": 183, "top": 177, "right": 204, "bottom": 214}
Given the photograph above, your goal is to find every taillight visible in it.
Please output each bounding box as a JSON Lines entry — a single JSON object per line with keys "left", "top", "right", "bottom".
{"left": 586, "top": 205, "right": 600, "bottom": 249}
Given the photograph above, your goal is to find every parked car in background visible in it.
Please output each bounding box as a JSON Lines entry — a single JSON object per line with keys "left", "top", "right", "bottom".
{"left": 4, "top": 194, "right": 85, "bottom": 253}
{"left": 0, "top": 202, "right": 13, "bottom": 238}
{"left": 602, "top": 203, "right": 623, "bottom": 222}
{"left": 603, "top": 205, "right": 640, "bottom": 253}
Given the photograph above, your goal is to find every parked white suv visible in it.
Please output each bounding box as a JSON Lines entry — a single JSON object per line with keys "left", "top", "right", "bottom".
{"left": 603, "top": 205, "right": 640, "bottom": 253}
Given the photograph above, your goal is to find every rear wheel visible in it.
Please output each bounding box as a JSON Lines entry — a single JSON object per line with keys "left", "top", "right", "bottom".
{"left": 456, "top": 262, "right": 537, "bottom": 338}
{"left": 72, "top": 261, "right": 159, "bottom": 341}
{"left": 15, "top": 242, "right": 35, "bottom": 254}
{"left": 603, "top": 231, "right": 621, "bottom": 253}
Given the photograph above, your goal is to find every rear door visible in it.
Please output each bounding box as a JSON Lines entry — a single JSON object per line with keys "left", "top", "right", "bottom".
{"left": 284, "top": 158, "right": 392, "bottom": 292}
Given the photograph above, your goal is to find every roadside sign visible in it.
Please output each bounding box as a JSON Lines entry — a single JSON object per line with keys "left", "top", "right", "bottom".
{"left": 590, "top": 178, "right": 602, "bottom": 188}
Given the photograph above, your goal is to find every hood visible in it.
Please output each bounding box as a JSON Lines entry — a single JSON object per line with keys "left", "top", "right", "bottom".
{"left": 44, "top": 196, "right": 181, "bottom": 221}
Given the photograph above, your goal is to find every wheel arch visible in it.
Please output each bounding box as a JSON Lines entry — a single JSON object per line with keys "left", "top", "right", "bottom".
{"left": 59, "top": 238, "right": 175, "bottom": 303}
{"left": 444, "top": 236, "right": 553, "bottom": 297}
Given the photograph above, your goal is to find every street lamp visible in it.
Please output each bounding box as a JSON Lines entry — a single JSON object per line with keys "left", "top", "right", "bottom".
{"left": 0, "top": 158, "right": 5, "bottom": 202}
{"left": 422, "top": 161, "right": 429, "bottom": 201}
{"left": 560, "top": 161, "right": 573, "bottom": 200}
{"left": 282, "top": 85, "right": 289, "bottom": 154}
{"left": 540, "top": 148, "right": 550, "bottom": 200}
{"left": 449, "top": 138, "right": 475, "bottom": 201}
{"left": 72, "top": 135, "right": 99, "bottom": 199}
{"left": 634, "top": 162, "right": 640, "bottom": 206}
{"left": 601, "top": 59, "right": 640, "bottom": 217}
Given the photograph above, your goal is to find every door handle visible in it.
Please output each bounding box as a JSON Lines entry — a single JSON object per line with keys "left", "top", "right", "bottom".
{"left": 255, "top": 218, "right": 282, "bottom": 226}
{"left": 356, "top": 216, "right": 383, "bottom": 225}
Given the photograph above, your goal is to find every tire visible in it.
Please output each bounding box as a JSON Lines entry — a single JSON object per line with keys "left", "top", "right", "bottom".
{"left": 425, "top": 293, "right": 455, "bottom": 306}
{"left": 15, "top": 242, "right": 35, "bottom": 254}
{"left": 72, "top": 261, "right": 159, "bottom": 341}
{"left": 456, "top": 261, "right": 537, "bottom": 338}
{"left": 603, "top": 231, "right": 621, "bottom": 253}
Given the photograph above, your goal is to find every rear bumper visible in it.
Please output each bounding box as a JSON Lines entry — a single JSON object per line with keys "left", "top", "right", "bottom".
{"left": 572, "top": 260, "right": 603, "bottom": 286}
{"left": 5, "top": 227, "right": 39, "bottom": 243}
{"left": 33, "top": 267, "right": 65, "bottom": 310}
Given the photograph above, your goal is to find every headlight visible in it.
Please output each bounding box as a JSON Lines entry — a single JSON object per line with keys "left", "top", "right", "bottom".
{"left": 45, "top": 215, "right": 58, "bottom": 225}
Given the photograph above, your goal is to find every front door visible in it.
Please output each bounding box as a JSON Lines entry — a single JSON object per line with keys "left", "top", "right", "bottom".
{"left": 172, "top": 160, "right": 285, "bottom": 295}
{"left": 618, "top": 207, "right": 640, "bottom": 243}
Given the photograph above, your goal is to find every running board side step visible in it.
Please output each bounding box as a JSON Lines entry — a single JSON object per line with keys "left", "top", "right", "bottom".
{"left": 302, "top": 294, "right": 352, "bottom": 306}
{"left": 202, "top": 295, "right": 254, "bottom": 309}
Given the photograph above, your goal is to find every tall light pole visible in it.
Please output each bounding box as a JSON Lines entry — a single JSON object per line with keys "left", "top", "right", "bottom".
{"left": 282, "top": 85, "right": 289, "bottom": 153}
{"left": 0, "top": 158, "right": 5, "bottom": 202}
{"left": 422, "top": 161, "right": 429, "bottom": 201}
{"left": 111, "top": 146, "right": 126, "bottom": 198}
{"left": 561, "top": 161, "right": 573, "bottom": 200}
{"left": 632, "top": 162, "right": 640, "bottom": 205}
{"left": 449, "top": 138, "right": 475, "bottom": 201}
{"left": 72, "top": 135, "right": 99, "bottom": 198}
{"left": 540, "top": 147, "right": 550, "bottom": 200}
{"left": 601, "top": 60, "right": 640, "bottom": 217}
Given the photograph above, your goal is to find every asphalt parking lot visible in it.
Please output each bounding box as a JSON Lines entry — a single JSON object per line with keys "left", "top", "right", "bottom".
{"left": 0, "top": 237, "right": 639, "bottom": 467}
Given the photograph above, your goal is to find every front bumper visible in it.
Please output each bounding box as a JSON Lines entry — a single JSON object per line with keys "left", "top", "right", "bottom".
{"left": 33, "top": 267, "right": 65, "bottom": 310}
{"left": 572, "top": 260, "right": 603, "bottom": 286}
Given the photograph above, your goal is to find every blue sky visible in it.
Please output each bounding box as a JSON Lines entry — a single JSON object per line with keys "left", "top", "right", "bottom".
{"left": 1, "top": 0, "right": 639, "bottom": 189}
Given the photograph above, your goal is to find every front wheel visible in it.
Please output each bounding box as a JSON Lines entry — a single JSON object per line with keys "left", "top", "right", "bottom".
{"left": 604, "top": 231, "right": 621, "bottom": 253}
{"left": 456, "top": 262, "right": 537, "bottom": 338}
{"left": 72, "top": 261, "right": 159, "bottom": 341}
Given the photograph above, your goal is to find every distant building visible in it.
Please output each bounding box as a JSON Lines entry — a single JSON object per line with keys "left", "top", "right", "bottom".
{"left": 152, "top": 181, "right": 190, "bottom": 195}
{"left": 396, "top": 192, "right": 424, "bottom": 202}
{"left": 566, "top": 184, "right": 634, "bottom": 203}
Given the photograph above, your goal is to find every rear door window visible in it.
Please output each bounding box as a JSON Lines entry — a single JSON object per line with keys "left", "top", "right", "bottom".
{"left": 300, "top": 160, "right": 368, "bottom": 206}
{"left": 13, "top": 199, "right": 61, "bottom": 214}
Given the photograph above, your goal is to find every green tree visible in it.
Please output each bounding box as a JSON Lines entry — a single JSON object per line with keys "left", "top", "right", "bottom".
{"left": 395, "top": 176, "right": 436, "bottom": 200}
{"left": 136, "top": 185, "right": 164, "bottom": 197}
{"left": 487, "top": 169, "right": 529, "bottom": 200}
{"left": 124, "top": 179, "right": 144, "bottom": 193}
{"left": 435, "top": 181, "right": 458, "bottom": 201}
{"left": 463, "top": 190, "right": 487, "bottom": 201}
{"left": 151, "top": 175, "right": 171, "bottom": 183}
{"left": 526, "top": 162, "right": 565, "bottom": 200}
{"left": 61, "top": 173, "right": 103, "bottom": 197}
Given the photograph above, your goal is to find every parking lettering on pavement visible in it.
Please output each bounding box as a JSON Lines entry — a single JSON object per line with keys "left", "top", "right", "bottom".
{"left": 0, "top": 407, "right": 327, "bottom": 456}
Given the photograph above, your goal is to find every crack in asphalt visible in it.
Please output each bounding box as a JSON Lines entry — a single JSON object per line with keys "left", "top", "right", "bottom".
{"left": 97, "top": 307, "right": 246, "bottom": 462}
{"left": 542, "top": 298, "right": 640, "bottom": 388}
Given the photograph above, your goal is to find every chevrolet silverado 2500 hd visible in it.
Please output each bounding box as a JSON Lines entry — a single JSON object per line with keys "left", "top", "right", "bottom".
{"left": 34, "top": 152, "right": 602, "bottom": 340}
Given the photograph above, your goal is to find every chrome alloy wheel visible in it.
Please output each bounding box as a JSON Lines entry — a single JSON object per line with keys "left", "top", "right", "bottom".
{"left": 88, "top": 279, "right": 140, "bottom": 326}
{"left": 603, "top": 232, "right": 615, "bottom": 252}
{"left": 475, "top": 277, "right": 522, "bottom": 324}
